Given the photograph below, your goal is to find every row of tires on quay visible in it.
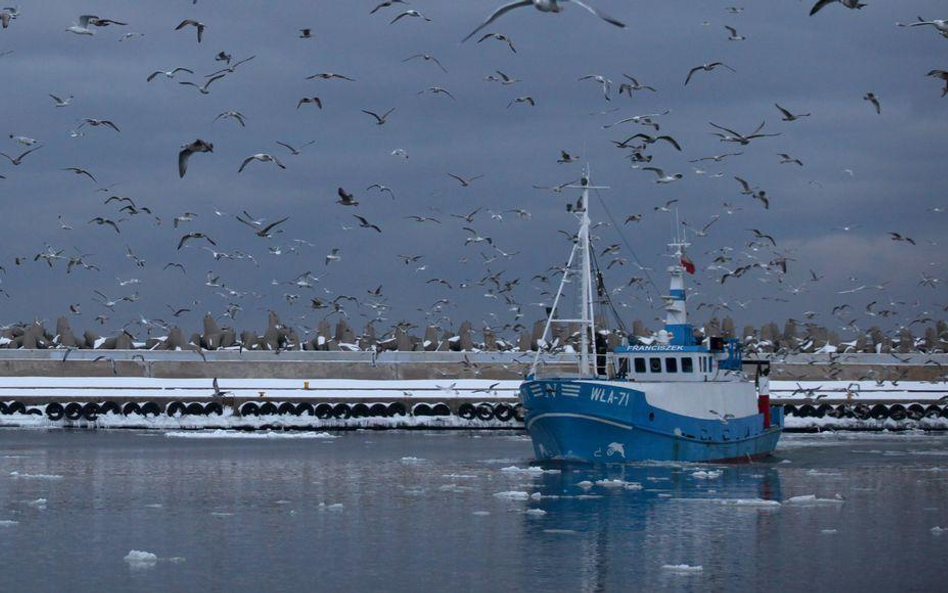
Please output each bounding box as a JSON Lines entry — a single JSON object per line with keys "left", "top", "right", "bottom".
{"left": 784, "top": 402, "right": 948, "bottom": 421}
{"left": 0, "top": 400, "right": 526, "bottom": 423}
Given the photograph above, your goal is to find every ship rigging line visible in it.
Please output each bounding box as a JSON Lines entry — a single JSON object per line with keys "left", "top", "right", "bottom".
{"left": 588, "top": 246, "right": 628, "bottom": 336}
{"left": 591, "top": 187, "right": 663, "bottom": 302}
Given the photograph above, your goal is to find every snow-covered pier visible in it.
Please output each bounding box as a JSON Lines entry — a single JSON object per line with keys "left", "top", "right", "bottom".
{"left": 0, "top": 351, "right": 945, "bottom": 431}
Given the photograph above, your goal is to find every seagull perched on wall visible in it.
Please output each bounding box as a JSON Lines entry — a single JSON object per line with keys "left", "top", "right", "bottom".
{"left": 463, "top": 1, "right": 625, "bottom": 42}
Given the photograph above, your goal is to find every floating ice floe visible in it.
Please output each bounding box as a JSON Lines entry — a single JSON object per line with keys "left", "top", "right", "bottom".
{"left": 542, "top": 529, "right": 577, "bottom": 534}
{"left": 0, "top": 520, "right": 18, "bottom": 526}
{"left": 931, "top": 526, "right": 946, "bottom": 535}
{"left": 211, "top": 512, "right": 234, "bottom": 517}
{"left": 400, "top": 457, "right": 426, "bottom": 464}
{"left": 595, "top": 479, "right": 641, "bottom": 489}
{"left": 164, "top": 430, "right": 337, "bottom": 439}
{"left": 493, "top": 491, "right": 530, "bottom": 501}
{"left": 9, "top": 471, "right": 63, "bottom": 480}
{"left": 691, "top": 470, "right": 723, "bottom": 480}
{"left": 145, "top": 504, "right": 163, "bottom": 509}
{"left": 472, "top": 511, "right": 491, "bottom": 516}
{"left": 26, "top": 498, "right": 47, "bottom": 509}
{"left": 319, "top": 502, "right": 344, "bottom": 512}
{"left": 124, "top": 550, "right": 158, "bottom": 569}
{"left": 576, "top": 481, "right": 594, "bottom": 489}
{"left": 662, "top": 564, "right": 704, "bottom": 573}
{"left": 500, "top": 466, "right": 561, "bottom": 475}
{"left": 784, "top": 494, "right": 845, "bottom": 505}
{"left": 524, "top": 508, "right": 547, "bottom": 516}
{"left": 680, "top": 498, "right": 781, "bottom": 508}
{"left": 820, "top": 529, "right": 838, "bottom": 535}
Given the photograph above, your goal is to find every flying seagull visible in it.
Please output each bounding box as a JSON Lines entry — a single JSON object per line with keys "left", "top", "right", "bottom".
{"left": 178, "top": 74, "right": 225, "bottom": 95}
{"left": 402, "top": 53, "right": 448, "bottom": 72}
{"left": 709, "top": 121, "right": 780, "bottom": 145}
{"left": 774, "top": 103, "right": 811, "bottom": 121}
{"left": 684, "top": 62, "right": 735, "bottom": 86}
{"left": 362, "top": 107, "right": 396, "bottom": 125}
{"left": 49, "top": 94, "right": 74, "bottom": 107}
{"left": 175, "top": 19, "right": 206, "bottom": 43}
{"left": 642, "top": 167, "right": 682, "bottom": 184}
{"left": 238, "top": 153, "right": 286, "bottom": 173}
{"left": 927, "top": 70, "right": 948, "bottom": 97}
{"left": 462, "top": 1, "right": 626, "bottom": 43}
{"left": 809, "top": 0, "right": 866, "bottom": 17}
{"left": 178, "top": 139, "right": 213, "bottom": 178}
{"left": 477, "top": 33, "right": 517, "bottom": 53}
{"left": 147, "top": 67, "right": 194, "bottom": 82}
{"left": 0, "top": 145, "right": 43, "bottom": 166}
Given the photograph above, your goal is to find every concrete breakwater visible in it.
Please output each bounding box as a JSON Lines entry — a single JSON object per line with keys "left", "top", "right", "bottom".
{"left": 0, "top": 349, "right": 945, "bottom": 382}
{"left": 2, "top": 314, "right": 946, "bottom": 359}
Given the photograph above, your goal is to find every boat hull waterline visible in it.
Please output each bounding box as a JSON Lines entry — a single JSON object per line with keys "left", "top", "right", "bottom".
{"left": 521, "top": 379, "right": 783, "bottom": 463}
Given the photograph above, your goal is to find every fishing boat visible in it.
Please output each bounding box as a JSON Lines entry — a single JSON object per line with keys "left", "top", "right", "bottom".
{"left": 519, "top": 168, "right": 782, "bottom": 463}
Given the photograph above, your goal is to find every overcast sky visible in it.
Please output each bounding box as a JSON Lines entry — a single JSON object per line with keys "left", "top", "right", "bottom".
{"left": 0, "top": 0, "right": 945, "bottom": 341}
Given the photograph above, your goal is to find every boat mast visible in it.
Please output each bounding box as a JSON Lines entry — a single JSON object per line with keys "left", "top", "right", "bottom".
{"left": 530, "top": 165, "right": 608, "bottom": 377}
{"left": 664, "top": 213, "right": 694, "bottom": 346}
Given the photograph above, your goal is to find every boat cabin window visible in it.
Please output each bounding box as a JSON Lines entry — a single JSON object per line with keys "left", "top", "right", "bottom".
{"left": 649, "top": 357, "right": 662, "bottom": 373}
{"left": 681, "top": 357, "right": 694, "bottom": 373}
{"left": 665, "top": 358, "right": 678, "bottom": 373}
{"left": 634, "top": 357, "right": 646, "bottom": 374}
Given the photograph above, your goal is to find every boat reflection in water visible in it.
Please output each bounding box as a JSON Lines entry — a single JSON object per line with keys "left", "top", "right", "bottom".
{"left": 516, "top": 461, "right": 784, "bottom": 590}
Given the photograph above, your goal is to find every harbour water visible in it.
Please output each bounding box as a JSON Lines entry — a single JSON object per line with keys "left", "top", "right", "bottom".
{"left": 2, "top": 429, "right": 948, "bottom": 592}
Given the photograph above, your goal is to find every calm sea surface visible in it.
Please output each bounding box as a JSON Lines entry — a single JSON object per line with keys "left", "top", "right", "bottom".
{"left": 2, "top": 428, "right": 948, "bottom": 592}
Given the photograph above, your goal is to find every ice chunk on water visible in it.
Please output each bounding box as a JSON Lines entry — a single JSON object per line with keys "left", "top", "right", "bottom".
{"left": 524, "top": 508, "right": 547, "bottom": 516}
{"left": 318, "top": 502, "right": 344, "bottom": 512}
{"left": 500, "top": 466, "right": 561, "bottom": 475}
{"left": 9, "top": 471, "right": 63, "bottom": 480}
{"left": 472, "top": 511, "right": 491, "bottom": 516}
{"left": 26, "top": 498, "right": 47, "bottom": 509}
{"left": 662, "top": 564, "right": 703, "bottom": 573}
{"left": 400, "top": 457, "right": 426, "bottom": 464}
{"left": 124, "top": 550, "right": 158, "bottom": 569}
{"left": 931, "top": 526, "right": 946, "bottom": 535}
{"left": 493, "top": 491, "right": 530, "bottom": 500}
{"left": 691, "top": 470, "right": 723, "bottom": 480}
{"left": 820, "top": 529, "right": 838, "bottom": 535}
{"left": 785, "top": 494, "right": 845, "bottom": 505}
{"left": 0, "top": 520, "right": 18, "bottom": 526}
{"left": 542, "top": 529, "right": 577, "bottom": 534}
{"left": 595, "top": 479, "right": 636, "bottom": 488}
{"left": 164, "top": 430, "right": 337, "bottom": 439}
{"left": 145, "top": 504, "right": 163, "bottom": 509}
{"left": 576, "top": 481, "right": 594, "bottom": 489}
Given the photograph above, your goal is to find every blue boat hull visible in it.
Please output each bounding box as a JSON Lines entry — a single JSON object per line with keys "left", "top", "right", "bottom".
{"left": 520, "top": 379, "right": 782, "bottom": 464}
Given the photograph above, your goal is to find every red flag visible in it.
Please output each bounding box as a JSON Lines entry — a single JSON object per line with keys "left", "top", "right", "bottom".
{"left": 680, "top": 253, "right": 695, "bottom": 275}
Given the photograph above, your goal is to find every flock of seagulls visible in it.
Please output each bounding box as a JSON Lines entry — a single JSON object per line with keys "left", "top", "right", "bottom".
{"left": 0, "top": 3, "right": 943, "bottom": 355}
